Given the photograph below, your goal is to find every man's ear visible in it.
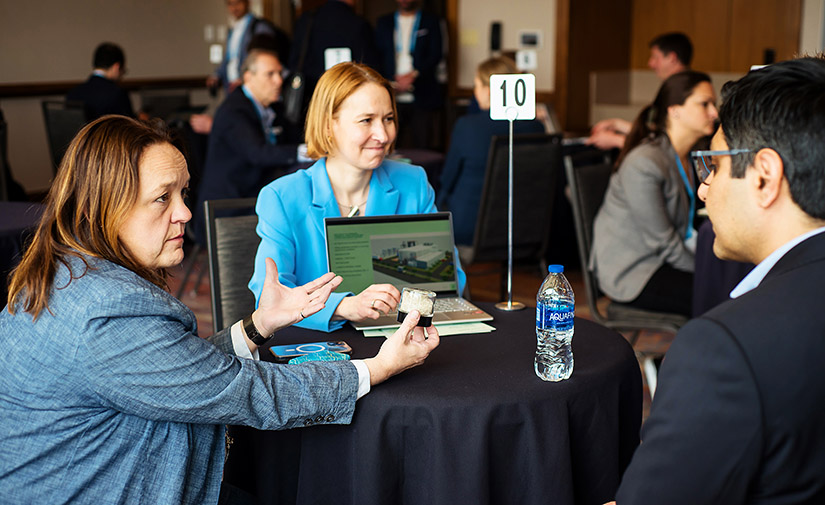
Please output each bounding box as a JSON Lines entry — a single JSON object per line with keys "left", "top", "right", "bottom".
{"left": 750, "top": 148, "right": 784, "bottom": 209}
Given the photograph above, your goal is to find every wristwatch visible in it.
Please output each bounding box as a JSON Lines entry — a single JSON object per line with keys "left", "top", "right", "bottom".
{"left": 242, "top": 314, "right": 272, "bottom": 345}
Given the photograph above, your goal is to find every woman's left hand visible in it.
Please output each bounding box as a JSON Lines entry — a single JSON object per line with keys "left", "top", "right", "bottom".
{"left": 252, "top": 258, "right": 342, "bottom": 337}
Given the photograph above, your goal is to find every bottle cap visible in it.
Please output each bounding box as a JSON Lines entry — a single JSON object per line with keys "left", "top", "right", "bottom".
{"left": 547, "top": 264, "right": 564, "bottom": 273}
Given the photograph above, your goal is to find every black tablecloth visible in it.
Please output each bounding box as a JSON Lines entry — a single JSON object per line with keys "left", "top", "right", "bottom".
{"left": 224, "top": 303, "right": 642, "bottom": 505}
{"left": 692, "top": 220, "right": 754, "bottom": 316}
{"left": 1, "top": 202, "right": 44, "bottom": 304}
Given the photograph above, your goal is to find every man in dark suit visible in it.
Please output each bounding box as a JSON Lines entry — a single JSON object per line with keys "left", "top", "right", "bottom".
{"left": 288, "top": 0, "right": 380, "bottom": 114}
{"left": 611, "top": 56, "right": 825, "bottom": 504}
{"left": 194, "top": 48, "right": 300, "bottom": 245}
{"left": 66, "top": 43, "right": 134, "bottom": 121}
{"left": 375, "top": 0, "right": 445, "bottom": 149}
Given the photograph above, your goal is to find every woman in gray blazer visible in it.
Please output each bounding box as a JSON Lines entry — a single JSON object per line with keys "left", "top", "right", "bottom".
{"left": 591, "top": 71, "right": 718, "bottom": 316}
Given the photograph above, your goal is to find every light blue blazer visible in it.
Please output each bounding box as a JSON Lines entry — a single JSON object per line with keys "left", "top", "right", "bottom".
{"left": 249, "top": 158, "right": 467, "bottom": 332}
{"left": 0, "top": 255, "right": 357, "bottom": 504}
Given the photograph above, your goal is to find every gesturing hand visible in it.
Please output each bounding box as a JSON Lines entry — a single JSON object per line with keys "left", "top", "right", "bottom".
{"left": 334, "top": 283, "right": 401, "bottom": 322}
{"left": 364, "top": 310, "right": 439, "bottom": 386}
{"left": 253, "top": 258, "right": 342, "bottom": 337}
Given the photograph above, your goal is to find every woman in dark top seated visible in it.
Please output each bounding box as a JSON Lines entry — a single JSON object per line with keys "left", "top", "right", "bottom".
{"left": 437, "top": 57, "right": 545, "bottom": 246}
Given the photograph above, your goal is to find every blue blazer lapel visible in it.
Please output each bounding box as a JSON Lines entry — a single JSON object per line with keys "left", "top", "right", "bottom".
{"left": 368, "top": 165, "right": 400, "bottom": 215}
{"left": 309, "top": 159, "right": 338, "bottom": 236}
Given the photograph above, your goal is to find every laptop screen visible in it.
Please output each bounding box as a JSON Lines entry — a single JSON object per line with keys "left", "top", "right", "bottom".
{"left": 325, "top": 212, "right": 459, "bottom": 296}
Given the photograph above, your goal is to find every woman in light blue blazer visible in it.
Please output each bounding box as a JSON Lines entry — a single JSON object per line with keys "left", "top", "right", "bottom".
{"left": 249, "top": 62, "right": 466, "bottom": 332}
{"left": 0, "top": 116, "right": 439, "bottom": 504}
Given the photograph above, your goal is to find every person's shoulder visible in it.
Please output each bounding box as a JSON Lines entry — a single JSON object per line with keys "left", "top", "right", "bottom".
{"left": 213, "top": 89, "right": 254, "bottom": 123}
{"left": 50, "top": 256, "right": 173, "bottom": 318}
{"left": 621, "top": 136, "right": 671, "bottom": 173}
{"left": 381, "top": 160, "right": 428, "bottom": 184}
{"left": 258, "top": 163, "right": 315, "bottom": 202}
{"left": 453, "top": 112, "right": 490, "bottom": 132}
{"left": 419, "top": 10, "right": 442, "bottom": 25}
{"left": 376, "top": 11, "right": 394, "bottom": 25}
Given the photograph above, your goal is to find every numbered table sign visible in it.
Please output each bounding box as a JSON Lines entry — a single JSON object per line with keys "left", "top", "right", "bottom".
{"left": 489, "top": 74, "right": 536, "bottom": 121}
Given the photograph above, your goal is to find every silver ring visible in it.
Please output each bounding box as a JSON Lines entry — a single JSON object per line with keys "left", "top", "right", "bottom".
{"left": 299, "top": 310, "right": 305, "bottom": 319}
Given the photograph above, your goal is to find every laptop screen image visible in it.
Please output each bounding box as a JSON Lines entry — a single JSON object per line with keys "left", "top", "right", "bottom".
{"left": 325, "top": 212, "right": 460, "bottom": 296}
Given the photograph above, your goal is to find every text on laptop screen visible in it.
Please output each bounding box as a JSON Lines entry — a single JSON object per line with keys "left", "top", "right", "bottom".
{"left": 326, "top": 215, "right": 458, "bottom": 295}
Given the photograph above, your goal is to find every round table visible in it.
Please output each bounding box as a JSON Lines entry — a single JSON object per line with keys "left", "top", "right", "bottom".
{"left": 224, "top": 302, "right": 642, "bottom": 505}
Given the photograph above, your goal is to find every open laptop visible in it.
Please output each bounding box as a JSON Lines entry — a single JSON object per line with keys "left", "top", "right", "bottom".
{"left": 324, "top": 212, "right": 493, "bottom": 330}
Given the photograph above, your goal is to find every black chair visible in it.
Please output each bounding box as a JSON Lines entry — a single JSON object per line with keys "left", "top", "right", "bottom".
{"left": 464, "top": 133, "right": 563, "bottom": 299}
{"left": 204, "top": 198, "right": 259, "bottom": 332}
{"left": 564, "top": 153, "right": 687, "bottom": 395}
{"left": 41, "top": 101, "right": 87, "bottom": 174}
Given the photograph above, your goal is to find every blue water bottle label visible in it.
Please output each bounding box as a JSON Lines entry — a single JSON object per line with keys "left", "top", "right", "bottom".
{"left": 536, "top": 302, "right": 574, "bottom": 332}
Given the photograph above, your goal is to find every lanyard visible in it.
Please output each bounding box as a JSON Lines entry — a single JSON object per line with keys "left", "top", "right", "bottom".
{"left": 674, "top": 154, "right": 695, "bottom": 240}
{"left": 394, "top": 11, "right": 421, "bottom": 55}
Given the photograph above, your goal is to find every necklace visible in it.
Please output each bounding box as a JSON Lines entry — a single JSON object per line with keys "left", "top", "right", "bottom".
{"left": 337, "top": 198, "right": 368, "bottom": 218}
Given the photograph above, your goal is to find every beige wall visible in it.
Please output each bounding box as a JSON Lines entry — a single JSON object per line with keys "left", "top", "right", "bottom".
{"left": 0, "top": 0, "right": 230, "bottom": 193}
{"left": 0, "top": 0, "right": 228, "bottom": 83}
{"left": 455, "top": 0, "right": 556, "bottom": 92}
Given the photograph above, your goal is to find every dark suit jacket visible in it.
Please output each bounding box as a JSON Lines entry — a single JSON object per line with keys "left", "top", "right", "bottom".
{"left": 193, "top": 87, "right": 298, "bottom": 244}
{"left": 375, "top": 10, "right": 444, "bottom": 110}
{"left": 289, "top": 0, "right": 380, "bottom": 99}
{"left": 66, "top": 74, "right": 134, "bottom": 121}
{"left": 616, "top": 231, "right": 825, "bottom": 504}
{"left": 437, "top": 112, "right": 544, "bottom": 245}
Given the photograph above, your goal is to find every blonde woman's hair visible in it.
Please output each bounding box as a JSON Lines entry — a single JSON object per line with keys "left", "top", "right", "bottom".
{"left": 475, "top": 56, "right": 519, "bottom": 87}
{"left": 7, "top": 115, "right": 175, "bottom": 318}
{"left": 304, "top": 62, "right": 397, "bottom": 159}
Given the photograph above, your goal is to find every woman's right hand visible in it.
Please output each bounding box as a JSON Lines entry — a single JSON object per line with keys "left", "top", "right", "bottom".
{"left": 333, "top": 283, "right": 401, "bottom": 322}
{"left": 364, "top": 310, "right": 440, "bottom": 385}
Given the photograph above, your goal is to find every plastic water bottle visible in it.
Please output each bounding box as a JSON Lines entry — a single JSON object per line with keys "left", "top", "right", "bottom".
{"left": 535, "top": 264, "right": 575, "bottom": 381}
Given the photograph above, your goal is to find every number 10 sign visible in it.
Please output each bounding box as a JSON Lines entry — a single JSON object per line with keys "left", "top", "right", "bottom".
{"left": 489, "top": 74, "right": 536, "bottom": 121}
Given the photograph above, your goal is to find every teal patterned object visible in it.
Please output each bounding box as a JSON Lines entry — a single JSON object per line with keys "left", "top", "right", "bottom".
{"left": 288, "top": 350, "right": 351, "bottom": 364}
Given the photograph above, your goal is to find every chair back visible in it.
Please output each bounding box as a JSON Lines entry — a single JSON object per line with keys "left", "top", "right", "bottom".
{"left": 41, "top": 101, "right": 87, "bottom": 174}
{"left": 564, "top": 154, "right": 613, "bottom": 324}
{"left": 471, "top": 133, "right": 563, "bottom": 266}
{"left": 205, "top": 198, "right": 259, "bottom": 332}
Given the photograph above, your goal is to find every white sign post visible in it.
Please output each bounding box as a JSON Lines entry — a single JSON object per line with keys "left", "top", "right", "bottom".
{"left": 488, "top": 74, "right": 536, "bottom": 311}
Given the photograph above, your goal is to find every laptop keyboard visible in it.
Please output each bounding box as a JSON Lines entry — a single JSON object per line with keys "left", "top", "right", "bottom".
{"left": 434, "top": 297, "right": 476, "bottom": 313}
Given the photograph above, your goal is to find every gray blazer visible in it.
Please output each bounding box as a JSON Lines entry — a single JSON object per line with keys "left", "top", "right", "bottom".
{"left": 590, "top": 135, "right": 694, "bottom": 302}
{"left": 0, "top": 255, "right": 358, "bottom": 504}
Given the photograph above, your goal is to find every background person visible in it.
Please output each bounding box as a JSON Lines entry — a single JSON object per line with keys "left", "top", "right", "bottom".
{"left": 249, "top": 62, "right": 466, "bottom": 332}
{"left": 437, "top": 56, "right": 544, "bottom": 248}
{"left": 0, "top": 115, "right": 438, "bottom": 504}
{"left": 588, "top": 32, "right": 693, "bottom": 150}
{"left": 208, "top": 0, "right": 290, "bottom": 93}
{"left": 288, "top": 0, "right": 381, "bottom": 119}
{"left": 193, "top": 48, "right": 301, "bottom": 246}
{"left": 375, "top": 0, "right": 446, "bottom": 150}
{"left": 67, "top": 42, "right": 134, "bottom": 121}
{"left": 591, "top": 71, "right": 718, "bottom": 317}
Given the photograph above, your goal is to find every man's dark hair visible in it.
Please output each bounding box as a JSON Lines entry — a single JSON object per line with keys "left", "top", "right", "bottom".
{"left": 720, "top": 56, "right": 825, "bottom": 219}
{"left": 93, "top": 43, "right": 125, "bottom": 70}
{"left": 649, "top": 32, "right": 693, "bottom": 67}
